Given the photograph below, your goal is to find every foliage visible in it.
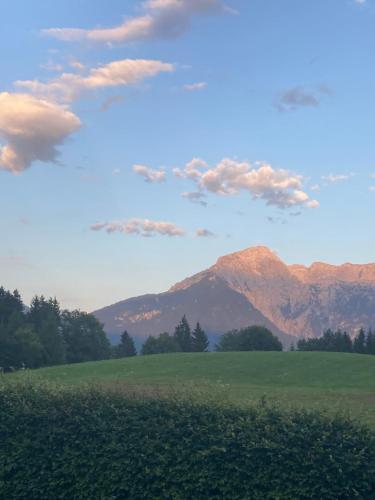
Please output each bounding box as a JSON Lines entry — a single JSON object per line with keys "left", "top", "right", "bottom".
{"left": 0, "top": 286, "right": 111, "bottom": 371}
{"left": 61, "top": 310, "right": 111, "bottom": 363}
{"left": 216, "top": 326, "right": 283, "bottom": 352}
{"left": 113, "top": 330, "right": 137, "bottom": 358}
{"left": 173, "top": 314, "right": 192, "bottom": 352}
{"left": 297, "top": 328, "right": 375, "bottom": 355}
{"left": 141, "top": 332, "right": 178, "bottom": 355}
{"left": 0, "top": 381, "right": 374, "bottom": 499}
{"left": 191, "top": 322, "right": 209, "bottom": 352}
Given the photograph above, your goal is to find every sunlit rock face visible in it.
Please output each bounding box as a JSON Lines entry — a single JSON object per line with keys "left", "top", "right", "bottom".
{"left": 93, "top": 246, "right": 375, "bottom": 346}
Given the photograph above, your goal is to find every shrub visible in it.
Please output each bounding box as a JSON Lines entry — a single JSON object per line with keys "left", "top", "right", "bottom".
{"left": 0, "top": 382, "right": 374, "bottom": 499}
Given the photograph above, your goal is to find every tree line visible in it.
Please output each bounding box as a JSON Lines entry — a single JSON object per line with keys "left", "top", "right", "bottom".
{"left": 0, "top": 287, "right": 110, "bottom": 371}
{"left": 140, "top": 315, "right": 209, "bottom": 355}
{"left": 2, "top": 285, "right": 374, "bottom": 371}
{"left": 295, "top": 328, "right": 375, "bottom": 355}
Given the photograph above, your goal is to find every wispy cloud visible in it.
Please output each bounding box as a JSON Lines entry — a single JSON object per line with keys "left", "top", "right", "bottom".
{"left": 42, "top": 0, "right": 229, "bottom": 44}
{"left": 184, "top": 81, "right": 207, "bottom": 91}
{"left": 267, "top": 216, "right": 287, "bottom": 225}
{"left": 100, "top": 95, "right": 125, "bottom": 112}
{"left": 275, "top": 85, "right": 331, "bottom": 112}
{"left": 0, "top": 92, "right": 81, "bottom": 173}
{"left": 181, "top": 191, "right": 207, "bottom": 206}
{"left": 196, "top": 228, "right": 216, "bottom": 237}
{"left": 91, "top": 218, "right": 185, "bottom": 237}
{"left": 174, "top": 157, "right": 319, "bottom": 209}
{"left": 16, "top": 59, "right": 174, "bottom": 103}
{"left": 321, "top": 173, "right": 354, "bottom": 184}
{"left": 133, "top": 164, "right": 166, "bottom": 183}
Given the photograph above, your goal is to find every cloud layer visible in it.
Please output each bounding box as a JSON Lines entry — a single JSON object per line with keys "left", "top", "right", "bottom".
{"left": 133, "top": 164, "right": 166, "bottom": 183}
{"left": 174, "top": 157, "right": 319, "bottom": 209}
{"left": 16, "top": 59, "right": 174, "bottom": 103}
{"left": 0, "top": 92, "right": 81, "bottom": 173}
{"left": 42, "top": 0, "right": 227, "bottom": 44}
{"left": 91, "top": 218, "right": 185, "bottom": 237}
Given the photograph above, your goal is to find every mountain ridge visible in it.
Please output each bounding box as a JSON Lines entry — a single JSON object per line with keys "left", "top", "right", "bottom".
{"left": 93, "top": 246, "right": 375, "bottom": 346}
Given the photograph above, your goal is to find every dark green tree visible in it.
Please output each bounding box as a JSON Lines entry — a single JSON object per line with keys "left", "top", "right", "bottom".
{"left": 141, "top": 336, "right": 160, "bottom": 355}
{"left": 28, "top": 296, "right": 66, "bottom": 366}
{"left": 366, "top": 329, "right": 375, "bottom": 355}
{"left": 216, "top": 326, "right": 283, "bottom": 352}
{"left": 0, "top": 288, "right": 27, "bottom": 371}
{"left": 297, "top": 329, "right": 354, "bottom": 353}
{"left": 141, "top": 332, "right": 178, "bottom": 355}
{"left": 354, "top": 328, "right": 367, "bottom": 354}
{"left": 114, "top": 331, "right": 137, "bottom": 358}
{"left": 174, "top": 315, "right": 192, "bottom": 352}
{"left": 11, "top": 325, "right": 43, "bottom": 369}
{"left": 61, "top": 310, "right": 110, "bottom": 363}
{"left": 0, "top": 287, "right": 24, "bottom": 328}
{"left": 191, "top": 322, "right": 209, "bottom": 352}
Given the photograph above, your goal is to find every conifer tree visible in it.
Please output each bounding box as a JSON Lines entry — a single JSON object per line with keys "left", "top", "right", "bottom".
{"left": 115, "top": 331, "right": 137, "bottom": 358}
{"left": 354, "top": 328, "right": 366, "bottom": 354}
{"left": 191, "top": 322, "right": 209, "bottom": 352}
{"left": 366, "top": 329, "right": 375, "bottom": 355}
{"left": 173, "top": 315, "right": 192, "bottom": 352}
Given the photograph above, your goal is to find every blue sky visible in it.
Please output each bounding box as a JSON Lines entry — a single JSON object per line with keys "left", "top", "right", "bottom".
{"left": 1, "top": 0, "right": 375, "bottom": 311}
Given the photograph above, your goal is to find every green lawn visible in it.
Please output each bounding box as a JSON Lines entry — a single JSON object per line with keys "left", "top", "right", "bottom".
{"left": 6, "top": 351, "right": 375, "bottom": 425}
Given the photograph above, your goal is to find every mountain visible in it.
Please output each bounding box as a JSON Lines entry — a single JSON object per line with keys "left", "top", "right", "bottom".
{"left": 93, "top": 246, "right": 375, "bottom": 347}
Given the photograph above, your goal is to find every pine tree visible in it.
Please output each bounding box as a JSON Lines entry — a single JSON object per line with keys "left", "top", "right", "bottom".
{"left": 173, "top": 315, "right": 192, "bottom": 352}
{"left": 366, "top": 329, "right": 375, "bottom": 355}
{"left": 354, "top": 328, "right": 366, "bottom": 354}
{"left": 115, "top": 331, "right": 137, "bottom": 358}
{"left": 28, "top": 296, "right": 66, "bottom": 366}
{"left": 191, "top": 322, "right": 209, "bottom": 352}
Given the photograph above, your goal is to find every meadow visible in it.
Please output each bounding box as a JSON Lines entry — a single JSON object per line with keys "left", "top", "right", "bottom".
{"left": 10, "top": 351, "right": 375, "bottom": 426}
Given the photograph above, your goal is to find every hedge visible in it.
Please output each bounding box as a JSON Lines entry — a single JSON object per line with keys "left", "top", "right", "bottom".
{"left": 0, "top": 382, "right": 374, "bottom": 499}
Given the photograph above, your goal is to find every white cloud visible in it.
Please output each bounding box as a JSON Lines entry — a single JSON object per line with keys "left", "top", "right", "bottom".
{"left": 369, "top": 186, "right": 375, "bottom": 192}
{"left": 355, "top": 0, "right": 366, "bottom": 5}
{"left": 91, "top": 218, "right": 185, "bottom": 237}
{"left": 0, "top": 92, "right": 81, "bottom": 173}
{"left": 196, "top": 228, "right": 216, "bottom": 237}
{"left": 133, "top": 164, "right": 166, "bottom": 183}
{"left": 184, "top": 81, "right": 207, "bottom": 91}
{"left": 321, "top": 173, "right": 353, "bottom": 183}
{"left": 42, "top": 0, "right": 228, "bottom": 44}
{"left": 181, "top": 191, "right": 207, "bottom": 206}
{"left": 16, "top": 59, "right": 174, "bottom": 103}
{"left": 174, "top": 157, "right": 319, "bottom": 209}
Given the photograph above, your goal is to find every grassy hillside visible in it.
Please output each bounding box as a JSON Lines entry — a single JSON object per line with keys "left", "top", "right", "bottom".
{"left": 9, "top": 351, "right": 375, "bottom": 425}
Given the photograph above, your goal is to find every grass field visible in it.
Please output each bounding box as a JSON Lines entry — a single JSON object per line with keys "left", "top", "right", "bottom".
{"left": 7, "top": 351, "right": 375, "bottom": 426}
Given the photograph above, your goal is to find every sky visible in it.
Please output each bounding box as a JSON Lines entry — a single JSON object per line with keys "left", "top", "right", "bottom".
{"left": 1, "top": 0, "right": 375, "bottom": 311}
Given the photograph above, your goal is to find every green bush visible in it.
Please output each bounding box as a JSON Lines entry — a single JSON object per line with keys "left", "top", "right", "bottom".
{"left": 0, "top": 382, "right": 374, "bottom": 499}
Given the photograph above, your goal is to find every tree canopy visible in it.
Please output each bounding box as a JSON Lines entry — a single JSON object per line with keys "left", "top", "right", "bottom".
{"left": 216, "top": 326, "right": 283, "bottom": 352}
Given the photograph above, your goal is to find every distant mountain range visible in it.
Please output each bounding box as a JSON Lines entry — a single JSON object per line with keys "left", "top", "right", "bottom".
{"left": 93, "top": 246, "right": 375, "bottom": 347}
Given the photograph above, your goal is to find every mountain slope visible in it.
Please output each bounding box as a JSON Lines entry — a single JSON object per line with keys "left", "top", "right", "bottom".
{"left": 93, "top": 246, "right": 375, "bottom": 345}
